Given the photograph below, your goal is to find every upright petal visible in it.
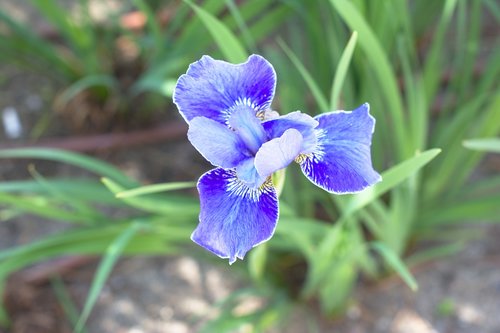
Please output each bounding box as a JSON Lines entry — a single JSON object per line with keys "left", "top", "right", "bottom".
{"left": 263, "top": 111, "right": 319, "bottom": 154}
{"left": 254, "top": 128, "right": 303, "bottom": 178}
{"left": 187, "top": 117, "right": 249, "bottom": 168}
{"left": 228, "top": 104, "right": 266, "bottom": 154}
{"left": 192, "top": 168, "right": 278, "bottom": 264}
{"left": 300, "top": 103, "right": 381, "bottom": 194}
{"left": 173, "top": 55, "right": 276, "bottom": 124}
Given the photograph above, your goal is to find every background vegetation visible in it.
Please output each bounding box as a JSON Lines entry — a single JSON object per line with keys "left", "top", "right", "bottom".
{"left": 0, "top": 0, "right": 499, "bottom": 332}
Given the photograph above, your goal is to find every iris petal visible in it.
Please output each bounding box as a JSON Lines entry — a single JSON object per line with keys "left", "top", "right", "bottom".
{"left": 263, "top": 111, "right": 319, "bottom": 154}
{"left": 187, "top": 117, "right": 248, "bottom": 168}
{"left": 192, "top": 168, "right": 278, "bottom": 264}
{"left": 173, "top": 55, "right": 276, "bottom": 124}
{"left": 228, "top": 105, "right": 267, "bottom": 154}
{"left": 255, "top": 128, "right": 303, "bottom": 178}
{"left": 235, "top": 157, "right": 266, "bottom": 188}
{"left": 300, "top": 103, "right": 382, "bottom": 194}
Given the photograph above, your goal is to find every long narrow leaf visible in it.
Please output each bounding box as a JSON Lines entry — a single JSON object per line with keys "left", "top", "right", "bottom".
{"left": 0, "top": 179, "right": 120, "bottom": 205}
{"left": 330, "top": 31, "right": 358, "bottom": 110}
{"left": 102, "top": 177, "right": 199, "bottom": 215}
{"left": 0, "top": 148, "right": 135, "bottom": 187}
{"left": 342, "top": 149, "right": 441, "bottom": 217}
{"left": 56, "top": 75, "right": 117, "bottom": 108}
{"left": 116, "top": 181, "right": 196, "bottom": 198}
{"left": 278, "top": 39, "right": 329, "bottom": 113}
{"left": 74, "top": 222, "right": 141, "bottom": 333}
{"left": 371, "top": 241, "right": 418, "bottom": 291}
{"left": 184, "top": 0, "right": 248, "bottom": 63}
{"left": 463, "top": 138, "right": 500, "bottom": 153}
{"left": 330, "top": 0, "right": 409, "bottom": 159}
{"left": 225, "top": 0, "right": 257, "bottom": 52}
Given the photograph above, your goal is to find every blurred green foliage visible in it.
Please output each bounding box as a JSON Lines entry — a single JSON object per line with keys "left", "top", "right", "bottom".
{"left": 1, "top": 0, "right": 499, "bottom": 332}
{"left": 0, "top": 0, "right": 289, "bottom": 126}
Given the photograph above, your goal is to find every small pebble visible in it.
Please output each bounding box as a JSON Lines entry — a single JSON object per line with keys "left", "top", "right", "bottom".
{"left": 2, "top": 106, "right": 23, "bottom": 139}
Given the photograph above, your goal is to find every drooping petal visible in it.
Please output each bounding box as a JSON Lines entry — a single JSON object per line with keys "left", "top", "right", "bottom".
{"left": 263, "top": 111, "right": 319, "bottom": 154}
{"left": 173, "top": 55, "right": 276, "bottom": 124}
{"left": 228, "top": 104, "right": 266, "bottom": 154}
{"left": 187, "top": 117, "right": 249, "bottom": 168}
{"left": 192, "top": 168, "right": 278, "bottom": 264}
{"left": 300, "top": 103, "right": 381, "bottom": 194}
{"left": 254, "top": 129, "right": 303, "bottom": 178}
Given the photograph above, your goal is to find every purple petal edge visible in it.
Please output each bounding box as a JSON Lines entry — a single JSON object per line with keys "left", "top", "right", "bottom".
{"left": 300, "top": 103, "right": 382, "bottom": 194}
{"left": 173, "top": 54, "right": 277, "bottom": 125}
{"left": 191, "top": 168, "right": 279, "bottom": 264}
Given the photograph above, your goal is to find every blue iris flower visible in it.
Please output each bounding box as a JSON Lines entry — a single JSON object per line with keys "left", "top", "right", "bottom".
{"left": 173, "top": 55, "right": 381, "bottom": 264}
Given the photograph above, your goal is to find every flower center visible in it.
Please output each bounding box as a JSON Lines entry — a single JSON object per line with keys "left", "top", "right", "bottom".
{"left": 228, "top": 105, "right": 266, "bottom": 155}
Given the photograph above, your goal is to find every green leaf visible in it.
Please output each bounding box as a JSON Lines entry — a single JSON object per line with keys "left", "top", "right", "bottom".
{"left": 422, "top": 0, "right": 459, "bottom": 104}
{"left": 330, "top": 31, "right": 358, "bottom": 110}
{"left": 248, "top": 5, "right": 291, "bottom": 42}
{"left": 51, "top": 277, "right": 88, "bottom": 333}
{"left": 116, "top": 181, "right": 196, "bottom": 198}
{"left": 421, "top": 196, "right": 500, "bottom": 225}
{"left": 329, "top": 0, "right": 409, "bottom": 159}
{"left": 0, "top": 10, "right": 77, "bottom": 80}
{"left": 248, "top": 243, "right": 267, "bottom": 282}
{"left": 407, "top": 242, "right": 464, "bottom": 266}
{"left": 342, "top": 148, "right": 441, "bottom": 217}
{"left": 0, "top": 148, "right": 135, "bottom": 187}
{"left": 29, "top": 0, "right": 99, "bottom": 73}
{"left": 56, "top": 75, "right": 117, "bottom": 107}
{"left": 371, "top": 241, "right": 418, "bottom": 291}
{"left": 184, "top": 0, "right": 248, "bottom": 63}
{"left": 0, "top": 192, "right": 93, "bottom": 224}
{"left": 278, "top": 39, "right": 330, "bottom": 113}
{"left": 463, "top": 138, "right": 500, "bottom": 153}
{"left": 74, "top": 222, "right": 141, "bottom": 333}
{"left": 102, "top": 177, "right": 199, "bottom": 216}
{"left": 225, "top": 0, "right": 256, "bottom": 52}
{"left": 27, "top": 165, "right": 104, "bottom": 221}
{"left": 0, "top": 179, "right": 120, "bottom": 205}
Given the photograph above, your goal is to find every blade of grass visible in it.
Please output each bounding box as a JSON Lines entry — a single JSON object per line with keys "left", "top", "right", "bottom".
{"left": 27, "top": 165, "right": 104, "bottom": 222}
{"left": 0, "top": 218, "right": 189, "bottom": 263}
{"left": 56, "top": 75, "right": 117, "bottom": 108}
{"left": 0, "top": 148, "right": 136, "bottom": 187}
{"left": 278, "top": 39, "right": 330, "bottom": 113}
{"left": 484, "top": 0, "right": 500, "bottom": 21}
{"left": 330, "top": 31, "right": 358, "bottom": 110}
{"left": 184, "top": 0, "right": 248, "bottom": 63}
{"left": 463, "top": 138, "right": 500, "bottom": 153}
{"left": 225, "top": 0, "right": 257, "bottom": 52}
{"left": 329, "top": 0, "right": 409, "bottom": 159}
{"left": 248, "top": 243, "right": 267, "bottom": 283}
{"left": 116, "top": 181, "right": 196, "bottom": 198}
{"left": 29, "top": 0, "right": 99, "bottom": 73}
{"left": 0, "top": 179, "right": 120, "bottom": 205}
{"left": 422, "top": 0, "right": 459, "bottom": 103}
{"left": 247, "top": 5, "right": 291, "bottom": 42}
{"left": 342, "top": 148, "right": 441, "bottom": 217}
{"left": 0, "top": 192, "right": 93, "bottom": 224}
{"left": 74, "top": 222, "right": 141, "bottom": 333}
{"left": 51, "top": 276, "right": 88, "bottom": 333}
{"left": 0, "top": 10, "right": 77, "bottom": 80}
{"left": 421, "top": 196, "right": 500, "bottom": 225}
{"left": 371, "top": 241, "right": 418, "bottom": 291}
{"left": 102, "top": 177, "right": 199, "bottom": 215}
{"left": 406, "top": 242, "right": 464, "bottom": 266}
